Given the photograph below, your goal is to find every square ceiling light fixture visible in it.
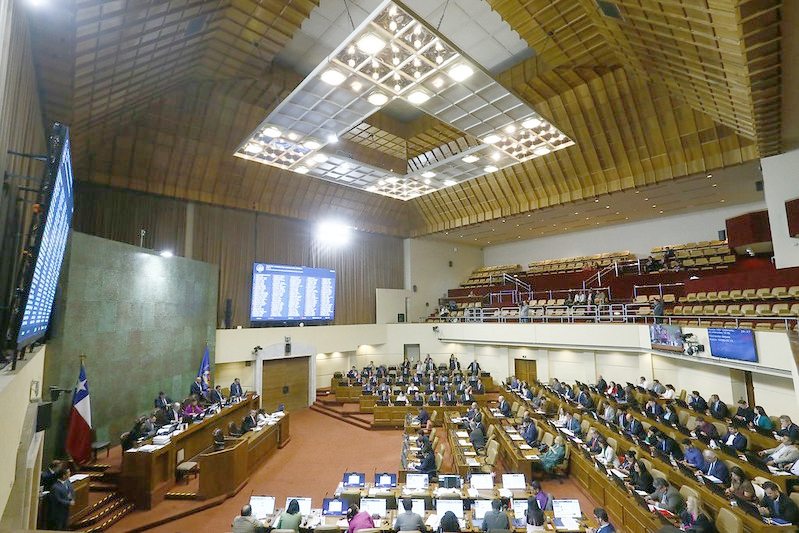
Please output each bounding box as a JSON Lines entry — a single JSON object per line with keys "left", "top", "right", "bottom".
{"left": 234, "top": 0, "right": 575, "bottom": 200}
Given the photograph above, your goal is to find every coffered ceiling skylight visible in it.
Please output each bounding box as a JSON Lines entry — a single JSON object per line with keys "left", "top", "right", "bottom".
{"left": 235, "top": 0, "right": 575, "bottom": 200}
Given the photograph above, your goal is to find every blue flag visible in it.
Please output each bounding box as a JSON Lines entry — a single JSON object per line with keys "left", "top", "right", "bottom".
{"left": 198, "top": 346, "right": 211, "bottom": 392}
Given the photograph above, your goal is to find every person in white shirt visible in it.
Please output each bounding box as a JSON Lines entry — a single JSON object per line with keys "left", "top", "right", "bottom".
{"left": 761, "top": 434, "right": 799, "bottom": 467}
{"left": 660, "top": 384, "right": 676, "bottom": 400}
{"left": 595, "top": 438, "right": 620, "bottom": 467}
{"left": 638, "top": 377, "right": 651, "bottom": 390}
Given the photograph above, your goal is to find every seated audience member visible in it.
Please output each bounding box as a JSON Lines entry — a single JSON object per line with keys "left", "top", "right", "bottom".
{"left": 706, "top": 394, "right": 728, "bottom": 419}
{"left": 346, "top": 504, "right": 376, "bottom": 533}
{"left": 497, "top": 395, "right": 513, "bottom": 417}
{"left": 760, "top": 434, "right": 799, "bottom": 467}
{"left": 655, "top": 431, "right": 683, "bottom": 460}
{"left": 750, "top": 406, "right": 774, "bottom": 430}
{"left": 394, "top": 497, "right": 425, "bottom": 532}
{"left": 725, "top": 466, "right": 756, "bottom": 502}
{"left": 601, "top": 402, "right": 616, "bottom": 423}
{"left": 184, "top": 398, "right": 204, "bottom": 416}
{"left": 681, "top": 439, "right": 704, "bottom": 469}
{"left": 646, "top": 478, "right": 684, "bottom": 514}
{"left": 521, "top": 417, "right": 539, "bottom": 447}
{"left": 627, "top": 460, "right": 655, "bottom": 493}
{"left": 395, "top": 390, "right": 408, "bottom": 405}
{"left": 276, "top": 499, "right": 303, "bottom": 532}
{"left": 414, "top": 443, "right": 437, "bottom": 477}
{"left": 619, "top": 450, "right": 637, "bottom": 473}
{"left": 585, "top": 427, "right": 602, "bottom": 454}
{"left": 719, "top": 424, "right": 747, "bottom": 451}
{"left": 585, "top": 508, "right": 615, "bottom": 533}
{"left": 154, "top": 391, "right": 171, "bottom": 410}
{"left": 469, "top": 421, "right": 487, "bottom": 453}
{"left": 577, "top": 387, "right": 594, "bottom": 409}
{"left": 232, "top": 504, "right": 265, "bottom": 533}
{"left": 525, "top": 497, "right": 546, "bottom": 531}
{"left": 563, "top": 412, "right": 582, "bottom": 436}
{"left": 531, "top": 480, "right": 552, "bottom": 511}
{"left": 651, "top": 379, "right": 666, "bottom": 395}
{"left": 679, "top": 496, "right": 716, "bottom": 533}
{"left": 777, "top": 415, "right": 799, "bottom": 442}
{"left": 556, "top": 406, "right": 569, "bottom": 426}
{"left": 758, "top": 482, "right": 799, "bottom": 524}
{"left": 438, "top": 510, "right": 460, "bottom": 533}
{"left": 230, "top": 377, "right": 243, "bottom": 398}
{"left": 660, "top": 384, "right": 676, "bottom": 400}
{"left": 699, "top": 450, "right": 729, "bottom": 483}
{"left": 688, "top": 391, "right": 707, "bottom": 412}
{"left": 596, "top": 437, "right": 619, "bottom": 468}
{"left": 645, "top": 399, "right": 664, "bottom": 418}
{"left": 417, "top": 407, "right": 430, "bottom": 428}
{"left": 442, "top": 389, "right": 457, "bottom": 404}
{"left": 166, "top": 402, "right": 184, "bottom": 424}
{"left": 481, "top": 499, "right": 510, "bottom": 531}
{"left": 540, "top": 436, "right": 566, "bottom": 472}
{"left": 661, "top": 404, "right": 679, "bottom": 425}
{"left": 733, "top": 399, "right": 754, "bottom": 424}
{"left": 241, "top": 409, "right": 259, "bottom": 432}
{"left": 624, "top": 413, "right": 643, "bottom": 438}
{"left": 693, "top": 417, "right": 718, "bottom": 440}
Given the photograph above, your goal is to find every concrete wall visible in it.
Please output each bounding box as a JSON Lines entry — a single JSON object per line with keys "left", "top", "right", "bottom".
{"left": 762, "top": 149, "right": 799, "bottom": 269}
{"left": 375, "top": 288, "right": 412, "bottom": 324}
{"left": 44, "top": 232, "right": 218, "bottom": 460}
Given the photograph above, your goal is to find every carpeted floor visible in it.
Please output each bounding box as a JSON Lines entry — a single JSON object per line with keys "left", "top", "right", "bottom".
{"left": 106, "top": 407, "right": 597, "bottom": 533}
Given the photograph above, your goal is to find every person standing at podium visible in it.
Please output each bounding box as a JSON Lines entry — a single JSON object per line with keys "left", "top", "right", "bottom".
{"left": 230, "top": 378, "right": 243, "bottom": 398}
{"left": 45, "top": 467, "right": 74, "bottom": 530}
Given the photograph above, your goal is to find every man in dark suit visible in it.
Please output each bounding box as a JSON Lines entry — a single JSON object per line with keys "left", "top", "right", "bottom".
{"left": 497, "top": 395, "right": 512, "bottom": 417}
{"left": 41, "top": 460, "right": 63, "bottom": 491}
{"left": 700, "top": 450, "right": 729, "bottom": 483}
{"left": 229, "top": 378, "right": 243, "bottom": 398}
{"left": 689, "top": 391, "right": 707, "bottom": 412}
{"left": 449, "top": 354, "right": 460, "bottom": 371}
{"left": 733, "top": 399, "right": 755, "bottom": 424}
{"left": 521, "top": 417, "right": 538, "bottom": 446}
{"left": 778, "top": 416, "right": 799, "bottom": 442}
{"left": 241, "top": 409, "right": 259, "bottom": 432}
{"left": 655, "top": 432, "right": 683, "bottom": 460}
{"left": 443, "top": 389, "right": 457, "bottom": 404}
{"left": 578, "top": 388, "right": 594, "bottom": 409}
{"left": 625, "top": 414, "right": 643, "bottom": 437}
{"left": 564, "top": 412, "right": 582, "bottom": 435}
{"left": 46, "top": 468, "right": 74, "bottom": 530}
{"left": 467, "top": 359, "right": 481, "bottom": 376}
{"left": 707, "top": 394, "right": 729, "bottom": 419}
{"left": 645, "top": 400, "right": 663, "bottom": 418}
{"left": 759, "top": 482, "right": 799, "bottom": 524}
{"left": 720, "top": 425, "right": 748, "bottom": 451}
{"left": 190, "top": 377, "right": 205, "bottom": 399}
{"left": 469, "top": 421, "right": 487, "bottom": 452}
{"left": 154, "top": 391, "right": 171, "bottom": 410}
{"left": 596, "top": 376, "right": 608, "bottom": 394}
{"left": 415, "top": 444, "right": 437, "bottom": 477}
{"left": 210, "top": 385, "right": 224, "bottom": 404}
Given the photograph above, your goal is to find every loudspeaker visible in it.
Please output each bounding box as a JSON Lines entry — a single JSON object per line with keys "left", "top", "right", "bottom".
{"left": 718, "top": 229, "right": 726, "bottom": 240}
{"left": 36, "top": 402, "right": 52, "bottom": 432}
{"left": 224, "top": 299, "right": 232, "bottom": 329}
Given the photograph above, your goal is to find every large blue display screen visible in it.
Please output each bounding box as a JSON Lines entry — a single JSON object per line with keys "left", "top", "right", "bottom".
{"left": 707, "top": 328, "right": 757, "bottom": 363}
{"left": 250, "top": 263, "right": 336, "bottom": 322}
{"left": 16, "top": 132, "right": 74, "bottom": 347}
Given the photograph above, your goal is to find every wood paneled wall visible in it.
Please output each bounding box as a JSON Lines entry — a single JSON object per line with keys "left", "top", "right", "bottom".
{"left": 73, "top": 183, "right": 405, "bottom": 326}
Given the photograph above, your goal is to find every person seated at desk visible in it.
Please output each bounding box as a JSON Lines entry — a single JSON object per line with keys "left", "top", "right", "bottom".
{"left": 698, "top": 450, "right": 729, "bottom": 483}
{"left": 346, "top": 504, "right": 376, "bottom": 533}
{"left": 154, "top": 391, "right": 171, "bottom": 410}
{"left": 645, "top": 399, "right": 663, "bottom": 418}
{"left": 725, "top": 466, "right": 756, "bottom": 502}
{"left": 460, "top": 386, "right": 474, "bottom": 404}
{"left": 758, "top": 481, "right": 799, "bottom": 524}
{"left": 660, "top": 404, "right": 679, "bottom": 425}
{"left": 646, "top": 477, "right": 683, "bottom": 514}
{"left": 693, "top": 417, "right": 718, "bottom": 440}
{"left": 241, "top": 409, "right": 259, "bottom": 432}
{"left": 733, "top": 399, "right": 754, "bottom": 425}
{"left": 347, "top": 366, "right": 360, "bottom": 380}
{"left": 531, "top": 480, "right": 553, "bottom": 511}
{"left": 605, "top": 381, "right": 619, "bottom": 397}
{"left": 760, "top": 433, "right": 799, "bottom": 467}
{"left": 688, "top": 391, "right": 707, "bottom": 413}
{"left": 166, "top": 402, "right": 184, "bottom": 425}
{"left": 395, "top": 391, "right": 409, "bottom": 405}
{"left": 601, "top": 402, "right": 616, "bottom": 423}
{"left": 660, "top": 384, "right": 677, "bottom": 400}
{"left": 184, "top": 398, "right": 204, "bottom": 417}
{"left": 540, "top": 436, "right": 566, "bottom": 472}
{"left": 641, "top": 427, "right": 659, "bottom": 448}
{"left": 627, "top": 460, "right": 654, "bottom": 493}
{"left": 585, "top": 508, "right": 615, "bottom": 533}
{"left": 210, "top": 385, "right": 225, "bottom": 405}
{"left": 654, "top": 431, "right": 683, "bottom": 460}
{"left": 474, "top": 379, "right": 485, "bottom": 394}
{"left": 394, "top": 497, "right": 425, "bottom": 532}
{"left": 680, "top": 439, "right": 704, "bottom": 469}
{"left": 276, "top": 499, "right": 302, "bottom": 532}
{"left": 719, "top": 424, "right": 747, "bottom": 451}
{"left": 706, "top": 394, "right": 728, "bottom": 419}
{"left": 481, "top": 499, "right": 510, "bottom": 532}
{"left": 138, "top": 413, "right": 159, "bottom": 438}
{"left": 562, "top": 385, "right": 576, "bottom": 401}
{"left": 212, "top": 428, "right": 226, "bottom": 451}
{"left": 469, "top": 421, "right": 487, "bottom": 453}
{"left": 562, "top": 412, "right": 581, "bottom": 436}
{"left": 651, "top": 379, "right": 666, "bottom": 396}
{"left": 230, "top": 378, "right": 243, "bottom": 399}
{"left": 466, "top": 402, "right": 479, "bottom": 421}
{"left": 618, "top": 450, "right": 637, "bottom": 473}
{"left": 777, "top": 415, "right": 799, "bottom": 441}
{"left": 623, "top": 413, "right": 643, "bottom": 438}
{"left": 231, "top": 505, "right": 261, "bottom": 533}
{"left": 414, "top": 443, "right": 437, "bottom": 477}
{"left": 679, "top": 496, "right": 716, "bottom": 533}
{"left": 410, "top": 391, "right": 425, "bottom": 404}
{"left": 427, "top": 391, "right": 441, "bottom": 406}
{"left": 524, "top": 497, "right": 546, "bottom": 531}
{"left": 377, "top": 390, "right": 391, "bottom": 404}
{"left": 417, "top": 406, "right": 430, "bottom": 428}
{"left": 439, "top": 510, "right": 461, "bottom": 533}
{"left": 595, "top": 437, "right": 619, "bottom": 467}
{"left": 520, "top": 417, "right": 538, "bottom": 446}
{"left": 750, "top": 406, "right": 774, "bottom": 431}
{"left": 577, "top": 387, "right": 594, "bottom": 409}
{"left": 442, "top": 389, "right": 457, "bottom": 405}
{"left": 407, "top": 383, "right": 419, "bottom": 395}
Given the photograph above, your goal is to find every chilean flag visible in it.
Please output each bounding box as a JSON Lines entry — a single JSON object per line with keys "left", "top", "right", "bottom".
{"left": 65, "top": 363, "right": 92, "bottom": 464}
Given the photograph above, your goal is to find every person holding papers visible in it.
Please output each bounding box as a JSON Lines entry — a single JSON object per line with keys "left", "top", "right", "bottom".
{"left": 346, "top": 504, "right": 376, "bottom": 533}
{"left": 760, "top": 433, "right": 799, "bottom": 467}
{"left": 241, "top": 410, "right": 259, "bottom": 432}
{"left": 232, "top": 504, "right": 265, "bottom": 533}
{"left": 758, "top": 482, "right": 799, "bottom": 524}
{"left": 699, "top": 450, "right": 729, "bottom": 484}
{"left": 481, "top": 499, "right": 510, "bottom": 531}
{"left": 540, "top": 436, "right": 566, "bottom": 472}
{"left": 585, "top": 508, "right": 614, "bottom": 533}
{"left": 394, "top": 498, "right": 425, "bottom": 532}
{"left": 563, "top": 412, "right": 581, "bottom": 436}
{"left": 646, "top": 478, "right": 683, "bottom": 514}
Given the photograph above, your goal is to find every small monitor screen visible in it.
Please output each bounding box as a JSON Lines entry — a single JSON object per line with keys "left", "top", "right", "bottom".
{"left": 406, "top": 473, "right": 429, "bottom": 490}
{"left": 472, "top": 499, "right": 493, "bottom": 520}
{"left": 343, "top": 472, "right": 366, "bottom": 487}
{"left": 649, "top": 324, "right": 683, "bottom": 352}
{"left": 553, "top": 499, "right": 582, "bottom": 518}
{"left": 322, "top": 498, "right": 347, "bottom": 516}
{"left": 436, "top": 499, "right": 464, "bottom": 519}
{"left": 502, "top": 473, "right": 526, "bottom": 490}
{"left": 411, "top": 499, "right": 426, "bottom": 516}
{"left": 250, "top": 496, "right": 276, "bottom": 519}
{"left": 708, "top": 328, "right": 757, "bottom": 363}
{"left": 285, "top": 497, "right": 313, "bottom": 516}
{"left": 439, "top": 475, "right": 462, "bottom": 489}
{"left": 469, "top": 473, "right": 493, "bottom": 490}
{"left": 375, "top": 472, "right": 397, "bottom": 488}
{"left": 511, "top": 499, "right": 527, "bottom": 518}
{"left": 360, "top": 498, "right": 388, "bottom": 518}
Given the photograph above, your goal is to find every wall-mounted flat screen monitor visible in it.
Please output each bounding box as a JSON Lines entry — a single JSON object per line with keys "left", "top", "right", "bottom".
{"left": 708, "top": 328, "right": 757, "bottom": 363}
{"left": 649, "top": 324, "right": 683, "bottom": 352}
{"left": 250, "top": 263, "right": 336, "bottom": 324}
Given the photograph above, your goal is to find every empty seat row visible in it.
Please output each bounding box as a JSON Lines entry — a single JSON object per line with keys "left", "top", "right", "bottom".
{"left": 670, "top": 303, "right": 799, "bottom": 317}
{"left": 652, "top": 240, "right": 727, "bottom": 253}
{"left": 672, "top": 319, "right": 797, "bottom": 332}
{"left": 632, "top": 294, "right": 676, "bottom": 304}
{"left": 679, "top": 286, "right": 799, "bottom": 303}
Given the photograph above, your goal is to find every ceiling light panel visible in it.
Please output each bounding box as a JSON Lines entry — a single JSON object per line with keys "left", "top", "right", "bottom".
{"left": 235, "top": 0, "right": 575, "bottom": 200}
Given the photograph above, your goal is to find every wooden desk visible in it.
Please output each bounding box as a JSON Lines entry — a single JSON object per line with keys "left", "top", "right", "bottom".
{"left": 199, "top": 438, "right": 248, "bottom": 499}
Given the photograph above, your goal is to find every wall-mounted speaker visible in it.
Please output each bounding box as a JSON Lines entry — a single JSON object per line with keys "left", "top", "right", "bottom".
{"left": 36, "top": 402, "right": 52, "bottom": 432}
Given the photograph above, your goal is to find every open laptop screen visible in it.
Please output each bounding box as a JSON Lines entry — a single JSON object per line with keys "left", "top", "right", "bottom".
{"left": 436, "top": 499, "right": 464, "bottom": 519}
{"left": 343, "top": 472, "right": 366, "bottom": 487}
{"left": 360, "top": 498, "right": 388, "bottom": 518}
{"left": 405, "top": 473, "right": 429, "bottom": 490}
{"left": 469, "top": 473, "right": 493, "bottom": 490}
{"left": 502, "top": 473, "right": 526, "bottom": 490}
{"left": 472, "top": 499, "right": 493, "bottom": 520}
{"left": 511, "top": 499, "right": 527, "bottom": 518}
{"left": 375, "top": 472, "right": 397, "bottom": 488}
{"left": 250, "top": 496, "right": 276, "bottom": 519}
{"left": 411, "top": 499, "right": 426, "bottom": 516}
{"left": 553, "top": 499, "right": 581, "bottom": 518}
{"left": 285, "top": 497, "right": 313, "bottom": 516}
{"left": 322, "top": 498, "right": 347, "bottom": 516}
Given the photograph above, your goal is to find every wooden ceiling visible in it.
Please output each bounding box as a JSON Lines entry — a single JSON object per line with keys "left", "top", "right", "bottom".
{"left": 27, "top": 0, "right": 785, "bottom": 242}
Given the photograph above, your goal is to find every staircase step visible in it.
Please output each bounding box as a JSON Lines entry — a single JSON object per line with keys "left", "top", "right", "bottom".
{"left": 310, "top": 403, "right": 372, "bottom": 430}
{"left": 82, "top": 502, "right": 135, "bottom": 533}
{"left": 72, "top": 494, "right": 126, "bottom": 529}
{"left": 165, "top": 491, "right": 200, "bottom": 500}
{"left": 81, "top": 464, "right": 110, "bottom": 472}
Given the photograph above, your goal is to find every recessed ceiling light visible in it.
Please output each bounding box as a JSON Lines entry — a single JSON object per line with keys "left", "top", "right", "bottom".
{"left": 303, "top": 140, "right": 320, "bottom": 150}
{"left": 351, "top": 81, "right": 363, "bottom": 92}
{"left": 313, "top": 154, "right": 328, "bottom": 162}
{"left": 327, "top": 135, "right": 338, "bottom": 143}
{"left": 320, "top": 68, "right": 347, "bottom": 86}
{"left": 574, "top": 212, "right": 579, "bottom": 215}
{"left": 707, "top": 174, "right": 712, "bottom": 178}
{"left": 522, "top": 117, "right": 542, "bottom": 129}
{"left": 244, "top": 143, "right": 262, "bottom": 154}
{"left": 444, "top": 179, "right": 457, "bottom": 186}
{"left": 424, "top": 178, "right": 431, "bottom": 184}
{"left": 533, "top": 147, "right": 550, "bottom": 156}
{"left": 407, "top": 90, "right": 430, "bottom": 104}
{"left": 366, "top": 185, "right": 378, "bottom": 192}
{"left": 462, "top": 155, "right": 479, "bottom": 163}
{"left": 712, "top": 183, "right": 717, "bottom": 187}
{"left": 262, "top": 126, "right": 281, "bottom": 138}
{"left": 644, "top": 197, "right": 649, "bottom": 201}
{"left": 605, "top": 205, "right": 610, "bottom": 209}
{"left": 651, "top": 204, "right": 657, "bottom": 208}
{"left": 432, "top": 77, "right": 444, "bottom": 88}
{"left": 294, "top": 166, "right": 309, "bottom": 174}
{"left": 356, "top": 33, "right": 386, "bottom": 55}
{"left": 448, "top": 63, "right": 474, "bottom": 82}
{"left": 720, "top": 199, "right": 726, "bottom": 203}
{"left": 367, "top": 91, "right": 389, "bottom": 106}
{"left": 484, "top": 165, "right": 498, "bottom": 172}
{"left": 505, "top": 124, "right": 516, "bottom": 134}
{"left": 659, "top": 210, "right": 664, "bottom": 214}
{"left": 386, "top": 177, "right": 399, "bottom": 184}
{"left": 491, "top": 152, "right": 501, "bottom": 161}
{"left": 287, "top": 132, "right": 298, "bottom": 140}
{"left": 483, "top": 134, "right": 501, "bottom": 144}
{"left": 421, "top": 171, "right": 436, "bottom": 178}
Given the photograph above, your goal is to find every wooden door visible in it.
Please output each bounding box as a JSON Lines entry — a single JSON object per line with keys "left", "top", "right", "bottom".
{"left": 514, "top": 359, "right": 537, "bottom": 384}
{"left": 261, "top": 356, "right": 309, "bottom": 412}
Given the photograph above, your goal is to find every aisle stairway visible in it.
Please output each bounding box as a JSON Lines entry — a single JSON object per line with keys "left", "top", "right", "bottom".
{"left": 309, "top": 389, "right": 373, "bottom": 430}
{"left": 69, "top": 464, "right": 134, "bottom": 532}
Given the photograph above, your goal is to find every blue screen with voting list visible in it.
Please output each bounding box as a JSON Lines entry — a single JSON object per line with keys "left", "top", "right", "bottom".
{"left": 250, "top": 263, "right": 336, "bottom": 322}
{"left": 707, "top": 328, "right": 757, "bottom": 363}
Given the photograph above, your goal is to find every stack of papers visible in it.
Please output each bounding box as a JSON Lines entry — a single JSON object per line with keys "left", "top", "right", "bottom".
{"left": 519, "top": 444, "right": 532, "bottom": 450}
{"left": 524, "top": 454, "right": 540, "bottom": 460}
{"left": 458, "top": 439, "right": 472, "bottom": 447}
{"left": 456, "top": 431, "right": 469, "bottom": 438}
{"left": 554, "top": 517, "right": 580, "bottom": 530}
{"left": 466, "top": 458, "right": 480, "bottom": 466}
{"left": 509, "top": 434, "right": 523, "bottom": 441}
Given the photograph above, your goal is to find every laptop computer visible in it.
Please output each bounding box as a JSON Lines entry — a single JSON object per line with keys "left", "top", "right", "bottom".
{"left": 360, "top": 498, "right": 388, "bottom": 518}
{"left": 435, "top": 499, "right": 464, "bottom": 519}
{"left": 406, "top": 473, "right": 429, "bottom": 490}
{"left": 249, "top": 496, "right": 276, "bottom": 519}
{"left": 375, "top": 472, "right": 397, "bottom": 488}
{"left": 744, "top": 451, "right": 772, "bottom": 473}
{"left": 734, "top": 497, "right": 762, "bottom": 519}
{"left": 285, "top": 497, "right": 313, "bottom": 516}
{"left": 469, "top": 473, "right": 494, "bottom": 490}
{"left": 322, "top": 498, "right": 347, "bottom": 516}
{"left": 411, "top": 499, "right": 426, "bottom": 515}
{"left": 501, "top": 473, "right": 526, "bottom": 491}
{"left": 552, "top": 499, "right": 582, "bottom": 529}
{"left": 511, "top": 499, "right": 528, "bottom": 528}
{"left": 343, "top": 472, "right": 366, "bottom": 488}
{"left": 471, "top": 499, "right": 493, "bottom": 529}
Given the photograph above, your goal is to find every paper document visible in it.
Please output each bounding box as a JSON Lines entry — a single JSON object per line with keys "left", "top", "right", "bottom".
{"left": 458, "top": 439, "right": 472, "bottom": 447}
{"left": 519, "top": 444, "right": 532, "bottom": 450}
{"left": 498, "top": 488, "right": 512, "bottom": 498}
{"left": 467, "top": 458, "right": 480, "bottom": 466}
{"left": 554, "top": 517, "right": 580, "bottom": 530}
{"left": 456, "top": 431, "right": 469, "bottom": 438}
{"left": 70, "top": 474, "right": 90, "bottom": 482}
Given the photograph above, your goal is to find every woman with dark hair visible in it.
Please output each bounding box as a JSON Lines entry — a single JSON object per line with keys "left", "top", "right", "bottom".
{"left": 276, "top": 498, "right": 302, "bottom": 532}
{"left": 346, "top": 504, "right": 375, "bottom": 533}
{"left": 627, "top": 460, "right": 654, "bottom": 494}
{"left": 751, "top": 406, "right": 775, "bottom": 430}
{"left": 725, "top": 466, "right": 756, "bottom": 502}
{"left": 525, "top": 497, "right": 545, "bottom": 531}
{"left": 439, "top": 510, "right": 461, "bottom": 532}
